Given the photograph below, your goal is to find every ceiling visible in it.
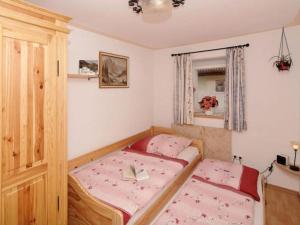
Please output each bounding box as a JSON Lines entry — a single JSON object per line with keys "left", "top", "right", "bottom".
{"left": 28, "top": 0, "right": 300, "bottom": 49}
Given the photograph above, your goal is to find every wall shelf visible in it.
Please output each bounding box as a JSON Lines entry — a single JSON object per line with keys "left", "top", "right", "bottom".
{"left": 68, "top": 74, "right": 98, "bottom": 80}
{"left": 275, "top": 162, "right": 300, "bottom": 177}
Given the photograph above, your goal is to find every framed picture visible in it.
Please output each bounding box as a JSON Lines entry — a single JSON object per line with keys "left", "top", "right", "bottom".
{"left": 215, "top": 79, "right": 225, "bottom": 92}
{"left": 99, "top": 52, "right": 129, "bottom": 88}
{"left": 79, "top": 60, "right": 98, "bottom": 75}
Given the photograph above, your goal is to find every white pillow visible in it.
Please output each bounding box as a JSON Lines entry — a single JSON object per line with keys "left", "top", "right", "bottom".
{"left": 177, "top": 146, "right": 199, "bottom": 163}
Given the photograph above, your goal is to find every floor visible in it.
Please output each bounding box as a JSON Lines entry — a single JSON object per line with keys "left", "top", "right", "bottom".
{"left": 265, "top": 184, "right": 300, "bottom": 225}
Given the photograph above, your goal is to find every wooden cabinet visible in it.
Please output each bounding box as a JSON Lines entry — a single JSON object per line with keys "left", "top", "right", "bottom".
{"left": 0, "top": 1, "right": 70, "bottom": 224}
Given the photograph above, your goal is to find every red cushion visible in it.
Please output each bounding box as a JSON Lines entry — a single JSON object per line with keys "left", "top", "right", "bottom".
{"left": 240, "top": 166, "right": 260, "bottom": 201}
{"left": 130, "top": 136, "right": 153, "bottom": 152}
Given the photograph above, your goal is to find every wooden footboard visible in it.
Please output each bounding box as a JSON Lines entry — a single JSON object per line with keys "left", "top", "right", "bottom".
{"left": 261, "top": 175, "right": 267, "bottom": 225}
{"left": 68, "top": 126, "right": 204, "bottom": 225}
{"left": 68, "top": 175, "right": 123, "bottom": 225}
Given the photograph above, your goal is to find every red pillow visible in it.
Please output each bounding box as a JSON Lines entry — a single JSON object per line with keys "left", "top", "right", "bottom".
{"left": 130, "top": 136, "right": 153, "bottom": 152}
{"left": 240, "top": 166, "right": 260, "bottom": 201}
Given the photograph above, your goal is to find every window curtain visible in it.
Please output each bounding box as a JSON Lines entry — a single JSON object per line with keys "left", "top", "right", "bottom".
{"left": 224, "top": 48, "right": 247, "bottom": 132}
{"left": 174, "top": 54, "right": 194, "bottom": 125}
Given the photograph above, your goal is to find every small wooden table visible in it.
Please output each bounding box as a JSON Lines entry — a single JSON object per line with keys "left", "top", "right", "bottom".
{"left": 275, "top": 162, "right": 300, "bottom": 197}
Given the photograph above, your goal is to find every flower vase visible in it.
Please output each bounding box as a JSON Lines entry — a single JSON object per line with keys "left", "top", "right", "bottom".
{"left": 205, "top": 108, "right": 214, "bottom": 116}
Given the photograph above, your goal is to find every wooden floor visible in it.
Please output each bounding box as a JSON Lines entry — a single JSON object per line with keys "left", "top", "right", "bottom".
{"left": 265, "top": 184, "right": 300, "bottom": 225}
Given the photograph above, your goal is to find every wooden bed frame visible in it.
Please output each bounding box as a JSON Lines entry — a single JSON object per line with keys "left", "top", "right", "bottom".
{"left": 68, "top": 126, "right": 204, "bottom": 225}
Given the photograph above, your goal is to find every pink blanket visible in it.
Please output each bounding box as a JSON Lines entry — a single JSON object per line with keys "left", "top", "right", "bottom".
{"left": 70, "top": 150, "right": 186, "bottom": 224}
{"left": 152, "top": 176, "right": 254, "bottom": 225}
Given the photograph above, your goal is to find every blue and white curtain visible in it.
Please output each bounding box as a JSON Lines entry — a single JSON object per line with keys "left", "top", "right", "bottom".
{"left": 224, "top": 48, "right": 247, "bottom": 132}
{"left": 174, "top": 54, "right": 194, "bottom": 125}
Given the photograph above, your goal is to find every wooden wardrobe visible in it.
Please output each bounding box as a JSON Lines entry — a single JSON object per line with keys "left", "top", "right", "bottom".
{"left": 0, "top": 0, "right": 70, "bottom": 224}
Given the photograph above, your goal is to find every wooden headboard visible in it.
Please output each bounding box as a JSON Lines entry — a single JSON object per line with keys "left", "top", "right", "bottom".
{"left": 171, "top": 124, "right": 232, "bottom": 161}
{"left": 68, "top": 126, "right": 204, "bottom": 171}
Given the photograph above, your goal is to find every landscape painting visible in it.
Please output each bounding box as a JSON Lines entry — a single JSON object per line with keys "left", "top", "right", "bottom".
{"left": 99, "top": 52, "right": 129, "bottom": 88}
{"left": 79, "top": 60, "right": 98, "bottom": 75}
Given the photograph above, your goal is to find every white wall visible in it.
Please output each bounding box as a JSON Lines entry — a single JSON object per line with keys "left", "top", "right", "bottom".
{"left": 153, "top": 26, "right": 300, "bottom": 191}
{"left": 68, "top": 26, "right": 154, "bottom": 159}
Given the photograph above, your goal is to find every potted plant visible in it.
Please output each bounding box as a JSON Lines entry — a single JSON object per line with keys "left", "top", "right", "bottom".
{"left": 199, "top": 96, "right": 218, "bottom": 116}
{"left": 271, "top": 54, "right": 292, "bottom": 71}
{"left": 271, "top": 27, "right": 293, "bottom": 71}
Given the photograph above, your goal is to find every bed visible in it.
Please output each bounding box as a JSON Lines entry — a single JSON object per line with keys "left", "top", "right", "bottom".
{"left": 150, "top": 159, "right": 265, "bottom": 225}
{"left": 68, "top": 126, "right": 204, "bottom": 225}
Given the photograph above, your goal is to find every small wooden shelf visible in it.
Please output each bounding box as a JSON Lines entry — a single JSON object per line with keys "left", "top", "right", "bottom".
{"left": 275, "top": 162, "right": 300, "bottom": 177}
{"left": 68, "top": 74, "right": 98, "bottom": 80}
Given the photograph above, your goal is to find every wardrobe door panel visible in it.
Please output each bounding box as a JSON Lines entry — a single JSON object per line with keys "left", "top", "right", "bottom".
{"left": 1, "top": 23, "right": 58, "bottom": 225}
{"left": 2, "top": 175, "right": 47, "bottom": 225}
{"left": 2, "top": 37, "right": 48, "bottom": 176}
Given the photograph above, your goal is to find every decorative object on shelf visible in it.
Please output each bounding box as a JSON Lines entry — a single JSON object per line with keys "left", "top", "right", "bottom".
{"left": 215, "top": 79, "right": 225, "bottom": 92}
{"left": 290, "top": 141, "right": 299, "bottom": 171}
{"left": 128, "top": 0, "right": 185, "bottom": 23}
{"left": 199, "top": 96, "right": 219, "bottom": 116}
{"left": 271, "top": 27, "right": 292, "bottom": 71}
{"left": 276, "top": 154, "right": 289, "bottom": 166}
{"left": 99, "top": 52, "right": 129, "bottom": 88}
{"left": 79, "top": 60, "right": 98, "bottom": 75}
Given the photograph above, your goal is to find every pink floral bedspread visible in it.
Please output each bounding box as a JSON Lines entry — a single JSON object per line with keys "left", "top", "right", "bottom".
{"left": 70, "top": 150, "right": 185, "bottom": 221}
{"left": 152, "top": 176, "right": 254, "bottom": 225}
{"left": 193, "top": 158, "right": 243, "bottom": 189}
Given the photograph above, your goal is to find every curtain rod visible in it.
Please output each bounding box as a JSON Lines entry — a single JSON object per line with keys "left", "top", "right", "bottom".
{"left": 171, "top": 43, "right": 250, "bottom": 57}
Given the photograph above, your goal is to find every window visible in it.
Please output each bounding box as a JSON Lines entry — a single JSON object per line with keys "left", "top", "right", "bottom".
{"left": 193, "top": 57, "right": 226, "bottom": 119}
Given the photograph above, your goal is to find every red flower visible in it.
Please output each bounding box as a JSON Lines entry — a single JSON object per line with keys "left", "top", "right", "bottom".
{"left": 199, "top": 96, "right": 219, "bottom": 110}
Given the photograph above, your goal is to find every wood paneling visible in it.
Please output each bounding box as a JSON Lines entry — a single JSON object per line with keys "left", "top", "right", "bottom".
{"left": 56, "top": 32, "right": 68, "bottom": 225}
{"left": 0, "top": 0, "right": 70, "bottom": 34}
{"left": 0, "top": 23, "right": 3, "bottom": 225}
{"left": 1, "top": 28, "right": 54, "bottom": 225}
{"left": 2, "top": 37, "right": 48, "bottom": 177}
{"left": 68, "top": 176, "right": 124, "bottom": 225}
{"left": 0, "top": 0, "right": 71, "bottom": 23}
{"left": 0, "top": 1, "right": 69, "bottom": 224}
{"left": 2, "top": 175, "right": 47, "bottom": 225}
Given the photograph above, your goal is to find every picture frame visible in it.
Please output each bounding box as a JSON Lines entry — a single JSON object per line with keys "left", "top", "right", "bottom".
{"left": 215, "top": 79, "right": 225, "bottom": 92}
{"left": 99, "top": 52, "right": 129, "bottom": 88}
{"left": 79, "top": 60, "right": 98, "bottom": 75}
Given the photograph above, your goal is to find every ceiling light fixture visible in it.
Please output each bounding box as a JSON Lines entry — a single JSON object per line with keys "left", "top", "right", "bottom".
{"left": 128, "top": 0, "right": 185, "bottom": 23}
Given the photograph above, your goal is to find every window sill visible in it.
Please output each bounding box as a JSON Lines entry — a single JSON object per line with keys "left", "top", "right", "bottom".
{"left": 194, "top": 112, "right": 224, "bottom": 120}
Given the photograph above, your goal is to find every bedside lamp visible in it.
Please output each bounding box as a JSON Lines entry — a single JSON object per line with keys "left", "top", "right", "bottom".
{"left": 290, "top": 142, "right": 300, "bottom": 171}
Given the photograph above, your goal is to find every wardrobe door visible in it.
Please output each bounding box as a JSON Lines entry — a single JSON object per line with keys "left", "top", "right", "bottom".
{"left": 0, "top": 22, "right": 58, "bottom": 225}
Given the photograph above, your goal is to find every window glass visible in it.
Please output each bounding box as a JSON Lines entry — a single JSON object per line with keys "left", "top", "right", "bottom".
{"left": 193, "top": 57, "right": 226, "bottom": 117}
